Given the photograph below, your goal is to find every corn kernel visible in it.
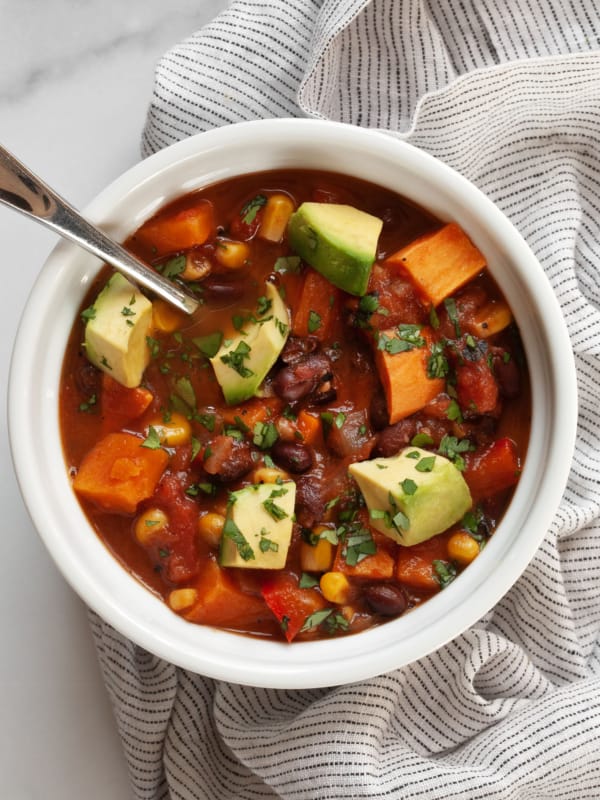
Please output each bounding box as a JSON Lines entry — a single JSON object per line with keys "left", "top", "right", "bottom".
{"left": 168, "top": 588, "right": 198, "bottom": 612}
{"left": 152, "top": 298, "right": 186, "bottom": 333}
{"left": 147, "top": 412, "right": 191, "bottom": 446}
{"left": 198, "top": 512, "right": 226, "bottom": 549}
{"left": 300, "top": 535, "right": 334, "bottom": 573}
{"left": 258, "top": 194, "right": 295, "bottom": 243}
{"left": 214, "top": 239, "right": 250, "bottom": 270}
{"left": 251, "top": 466, "right": 289, "bottom": 484}
{"left": 320, "top": 572, "right": 352, "bottom": 605}
{"left": 447, "top": 531, "right": 480, "bottom": 566}
{"left": 134, "top": 507, "right": 169, "bottom": 545}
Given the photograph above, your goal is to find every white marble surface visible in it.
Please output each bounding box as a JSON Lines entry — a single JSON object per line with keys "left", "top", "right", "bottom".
{"left": 1, "top": 1, "right": 227, "bottom": 797}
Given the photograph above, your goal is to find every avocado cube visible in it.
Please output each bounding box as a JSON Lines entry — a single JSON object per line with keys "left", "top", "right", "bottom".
{"left": 210, "top": 282, "right": 289, "bottom": 405}
{"left": 287, "top": 202, "right": 383, "bottom": 296}
{"left": 349, "top": 447, "right": 472, "bottom": 546}
{"left": 84, "top": 273, "right": 152, "bottom": 388}
{"left": 219, "top": 481, "right": 296, "bottom": 569}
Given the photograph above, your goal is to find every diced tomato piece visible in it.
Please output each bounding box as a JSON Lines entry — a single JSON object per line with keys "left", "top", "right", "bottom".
{"left": 184, "top": 560, "right": 268, "bottom": 627}
{"left": 463, "top": 437, "right": 521, "bottom": 501}
{"left": 100, "top": 373, "right": 154, "bottom": 434}
{"left": 151, "top": 472, "right": 200, "bottom": 583}
{"left": 455, "top": 358, "right": 499, "bottom": 415}
{"left": 261, "top": 573, "right": 327, "bottom": 642}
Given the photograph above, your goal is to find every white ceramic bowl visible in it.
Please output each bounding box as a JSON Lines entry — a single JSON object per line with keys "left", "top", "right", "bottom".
{"left": 8, "top": 119, "right": 577, "bottom": 688}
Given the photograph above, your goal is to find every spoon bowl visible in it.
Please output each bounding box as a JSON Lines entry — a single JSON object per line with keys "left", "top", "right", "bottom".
{"left": 0, "top": 145, "right": 198, "bottom": 315}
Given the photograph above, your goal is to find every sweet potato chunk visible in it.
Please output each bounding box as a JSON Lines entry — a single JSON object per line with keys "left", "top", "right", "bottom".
{"left": 375, "top": 326, "right": 444, "bottom": 424}
{"left": 385, "top": 223, "right": 486, "bottom": 307}
{"left": 73, "top": 432, "right": 168, "bottom": 514}
{"left": 135, "top": 201, "right": 214, "bottom": 256}
{"left": 184, "top": 560, "right": 268, "bottom": 628}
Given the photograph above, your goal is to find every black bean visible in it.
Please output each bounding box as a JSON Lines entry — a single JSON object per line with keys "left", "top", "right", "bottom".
{"left": 363, "top": 584, "right": 408, "bottom": 616}
{"left": 280, "top": 336, "right": 319, "bottom": 364}
{"left": 203, "top": 435, "right": 254, "bottom": 482}
{"left": 370, "top": 391, "right": 389, "bottom": 431}
{"left": 272, "top": 352, "right": 334, "bottom": 401}
{"left": 74, "top": 360, "right": 100, "bottom": 396}
{"left": 271, "top": 441, "right": 313, "bottom": 474}
{"left": 295, "top": 476, "right": 325, "bottom": 528}
{"left": 202, "top": 276, "right": 245, "bottom": 303}
{"left": 374, "top": 419, "right": 418, "bottom": 457}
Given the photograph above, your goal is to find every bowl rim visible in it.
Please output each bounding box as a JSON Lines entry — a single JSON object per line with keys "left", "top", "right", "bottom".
{"left": 8, "top": 118, "right": 578, "bottom": 688}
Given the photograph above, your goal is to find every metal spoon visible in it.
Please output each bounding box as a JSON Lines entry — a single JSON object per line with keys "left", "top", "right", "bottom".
{"left": 0, "top": 145, "right": 199, "bottom": 315}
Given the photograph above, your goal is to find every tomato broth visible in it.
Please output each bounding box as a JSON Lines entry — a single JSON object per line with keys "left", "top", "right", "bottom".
{"left": 60, "top": 169, "right": 530, "bottom": 642}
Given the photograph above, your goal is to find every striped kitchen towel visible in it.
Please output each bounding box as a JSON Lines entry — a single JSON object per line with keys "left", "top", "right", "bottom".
{"left": 91, "top": 1, "right": 600, "bottom": 798}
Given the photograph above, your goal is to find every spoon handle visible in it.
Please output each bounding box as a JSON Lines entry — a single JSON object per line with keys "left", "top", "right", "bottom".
{"left": 0, "top": 145, "right": 199, "bottom": 314}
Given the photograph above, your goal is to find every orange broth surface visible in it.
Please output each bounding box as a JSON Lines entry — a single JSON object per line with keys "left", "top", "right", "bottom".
{"left": 60, "top": 169, "right": 531, "bottom": 642}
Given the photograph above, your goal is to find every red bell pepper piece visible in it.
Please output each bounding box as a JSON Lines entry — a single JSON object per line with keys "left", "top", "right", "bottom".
{"left": 261, "top": 574, "right": 327, "bottom": 642}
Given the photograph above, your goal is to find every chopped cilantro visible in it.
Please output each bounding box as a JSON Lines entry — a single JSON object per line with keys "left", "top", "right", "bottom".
{"left": 220, "top": 340, "right": 254, "bottom": 378}
{"left": 240, "top": 194, "right": 267, "bottom": 225}
{"left": 256, "top": 295, "right": 272, "bottom": 316}
{"left": 141, "top": 426, "right": 162, "bottom": 450}
{"left": 80, "top": 304, "right": 96, "bottom": 323}
{"left": 308, "top": 310, "right": 322, "bottom": 333}
{"left": 195, "top": 412, "right": 216, "bottom": 432}
{"left": 253, "top": 421, "right": 279, "bottom": 450}
{"left": 415, "top": 455, "right": 436, "bottom": 472}
{"left": 334, "top": 412, "right": 346, "bottom": 429}
{"left": 300, "top": 609, "right": 333, "bottom": 633}
{"left": 324, "top": 611, "right": 350, "bottom": 634}
{"left": 444, "top": 297, "right": 461, "bottom": 337}
{"left": 259, "top": 529, "right": 279, "bottom": 553}
{"left": 401, "top": 478, "right": 417, "bottom": 495}
{"left": 438, "top": 435, "right": 474, "bottom": 471}
{"left": 446, "top": 399, "right": 463, "bottom": 422}
{"left": 410, "top": 432, "right": 434, "bottom": 447}
{"left": 299, "top": 573, "right": 319, "bottom": 589}
{"left": 161, "top": 255, "right": 186, "bottom": 280}
{"left": 427, "top": 341, "right": 449, "bottom": 379}
{"left": 222, "top": 518, "right": 255, "bottom": 561}
{"left": 78, "top": 394, "right": 97, "bottom": 413}
{"left": 146, "top": 336, "right": 161, "bottom": 359}
{"left": 433, "top": 559, "right": 458, "bottom": 589}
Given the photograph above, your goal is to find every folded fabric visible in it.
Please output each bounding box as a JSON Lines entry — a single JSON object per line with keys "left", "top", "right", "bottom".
{"left": 92, "top": 1, "right": 600, "bottom": 798}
